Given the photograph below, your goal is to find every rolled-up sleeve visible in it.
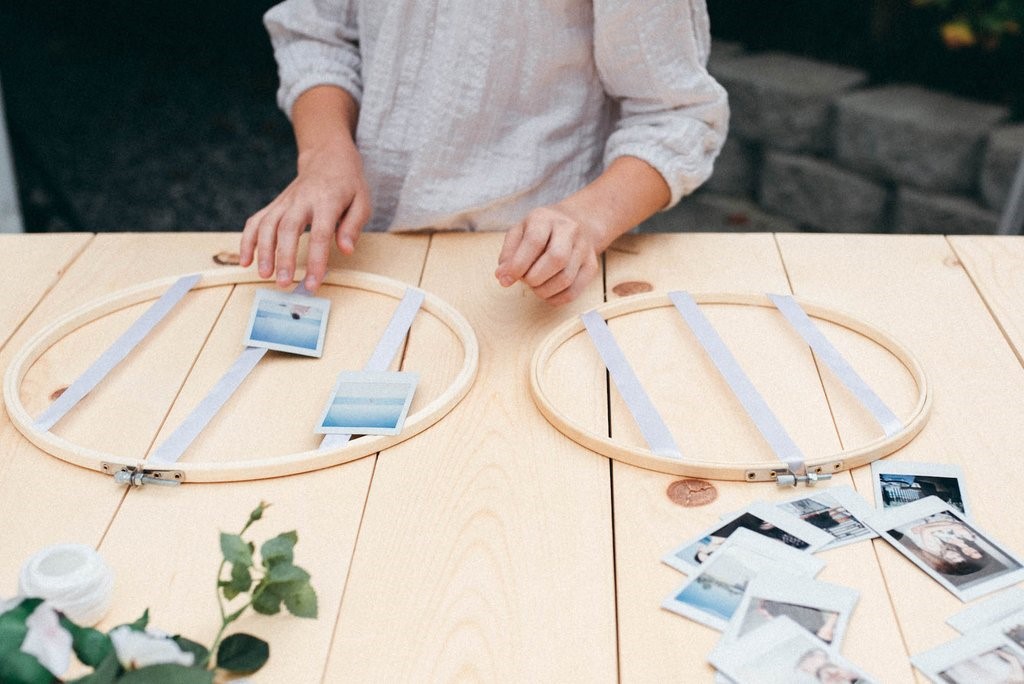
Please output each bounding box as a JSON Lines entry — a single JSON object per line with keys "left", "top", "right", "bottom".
{"left": 264, "top": 0, "right": 362, "bottom": 119}
{"left": 594, "top": 0, "right": 729, "bottom": 208}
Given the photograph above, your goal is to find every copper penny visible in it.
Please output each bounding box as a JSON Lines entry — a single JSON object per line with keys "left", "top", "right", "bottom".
{"left": 213, "top": 251, "right": 241, "bottom": 266}
{"left": 666, "top": 479, "right": 718, "bottom": 507}
{"left": 612, "top": 280, "right": 653, "bottom": 297}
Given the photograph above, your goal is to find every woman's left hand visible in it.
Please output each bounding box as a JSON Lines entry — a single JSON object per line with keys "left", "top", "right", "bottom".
{"left": 494, "top": 205, "right": 601, "bottom": 306}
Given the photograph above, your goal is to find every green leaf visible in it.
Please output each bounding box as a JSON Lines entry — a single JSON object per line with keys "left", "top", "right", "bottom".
{"left": 0, "top": 648, "right": 54, "bottom": 684}
{"left": 66, "top": 651, "right": 119, "bottom": 684}
{"left": 251, "top": 588, "right": 282, "bottom": 616}
{"left": 0, "top": 610, "right": 29, "bottom": 658}
{"left": 220, "top": 533, "right": 253, "bottom": 568}
{"left": 172, "top": 635, "right": 210, "bottom": 666}
{"left": 117, "top": 664, "right": 214, "bottom": 684}
{"left": 59, "top": 617, "right": 113, "bottom": 667}
{"left": 216, "top": 633, "right": 269, "bottom": 674}
{"left": 222, "top": 562, "right": 252, "bottom": 601}
{"left": 283, "top": 583, "right": 318, "bottom": 619}
{"left": 260, "top": 531, "right": 297, "bottom": 568}
{"left": 126, "top": 609, "right": 150, "bottom": 632}
{"left": 265, "top": 562, "right": 310, "bottom": 587}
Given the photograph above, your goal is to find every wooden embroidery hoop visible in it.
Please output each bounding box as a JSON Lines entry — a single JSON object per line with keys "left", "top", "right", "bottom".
{"left": 3, "top": 267, "right": 479, "bottom": 483}
{"left": 530, "top": 292, "right": 931, "bottom": 482}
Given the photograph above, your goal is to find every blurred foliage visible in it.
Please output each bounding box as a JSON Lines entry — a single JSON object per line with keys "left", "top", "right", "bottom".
{"left": 708, "top": 0, "right": 1024, "bottom": 116}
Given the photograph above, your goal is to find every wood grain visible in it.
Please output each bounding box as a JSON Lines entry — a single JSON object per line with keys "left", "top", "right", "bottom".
{"left": 323, "top": 233, "right": 618, "bottom": 682}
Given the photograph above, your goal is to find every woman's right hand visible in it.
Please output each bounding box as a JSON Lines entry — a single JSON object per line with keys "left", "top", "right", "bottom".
{"left": 240, "top": 86, "right": 369, "bottom": 292}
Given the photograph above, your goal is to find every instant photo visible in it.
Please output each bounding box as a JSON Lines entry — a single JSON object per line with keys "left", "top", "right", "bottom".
{"left": 316, "top": 370, "right": 419, "bottom": 436}
{"left": 912, "top": 623, "right": 1024, "bottom": 684}
{"left": 244, "top": 289, "right": 331, "bottom": 358}
{"left": 871, "top": 461, "right": 970, "bottom": 517}
{"left": 721, "top": 571, "right": 859, "bottom": 649}
{"left": 866, "top": 497, "right": 1024, "bottom": 602}
{"left": 775, "top": 484, "right": 877, "bottom": 550}
{"left": 663, "top": 501, "right": 832, "bottom": 574}
{"left": 710, "top": 616, "right": 878, "bottom": 684}
{"left": 661, "top": 529, "right": 825, "bottom": 631}
{"left": 948, "top": 587, "right": 1024, "bottom": 634}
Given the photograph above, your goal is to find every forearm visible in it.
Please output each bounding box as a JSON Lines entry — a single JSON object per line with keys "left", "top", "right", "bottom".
{"left": 292, "top": 85, "right": 360, "bottom": 166}
{"left": 557, "top": 156, "right": 671, "bottom": 254}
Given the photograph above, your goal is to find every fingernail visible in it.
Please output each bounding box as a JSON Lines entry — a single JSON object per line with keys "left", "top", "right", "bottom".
{"left": 340, "top": 237, "right": 353, "bottom": 252}
{"left": 305, "top": 277, "right": 316, "bottom": 289}
{"left": 277, "top": 269, "right": 290, "bottom": 282}
{"left": 500, "top": 276, "right": 514, "bottom": 287}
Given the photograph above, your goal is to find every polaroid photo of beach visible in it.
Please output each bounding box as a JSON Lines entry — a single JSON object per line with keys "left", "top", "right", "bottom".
{"left": 912, "top": 623, "right": 1024, "bottom": 684}
{"left": 244, "top": 289, "right": 331, "bottom": 358}
{"left": 661, "top": 528, "right": 825, "bottom": 631}
{"left": 721, "top": 570, "right": 860, "bottom": 650}
{"left": 663, "top": 501, "right": 832, "bottom": 575}
{"left": 710, "top": 615, "right": 878, "bottom": 684}
{"left": 948, "top": 587, "right": 1024, "bottom": 634}
{"left": 774, "top": 484, "right": 878, "bottom": 550}
{"left": 315, "top": 370, "right": 419, "bottom": 436}
{"left": 871, "top": 460, "right": 971, "bottom": 518}
{"left": 866, "top": 496, "right": 1024, "bottom": 602}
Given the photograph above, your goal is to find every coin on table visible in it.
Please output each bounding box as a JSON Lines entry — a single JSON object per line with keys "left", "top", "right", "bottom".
{"left": 666, "top": 479, "right": 718, "bottom": 507}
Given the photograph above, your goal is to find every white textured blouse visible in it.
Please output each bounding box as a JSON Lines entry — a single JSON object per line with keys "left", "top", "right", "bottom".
{"left": 264, "top": 0, "right": 729, "bottom": 232}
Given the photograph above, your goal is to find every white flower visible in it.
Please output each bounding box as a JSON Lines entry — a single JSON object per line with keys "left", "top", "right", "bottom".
{"left": 109, "top": 625, "right": 195, "bottom": 670}
{"left": 21, "top": 603, "right": 73, "bottom": 677}
{"left": 0, "top": 595, "right": 22, "bottom": 614}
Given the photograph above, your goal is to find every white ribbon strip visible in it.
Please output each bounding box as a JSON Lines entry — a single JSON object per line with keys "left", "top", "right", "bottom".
{"left": 149, "top": 282, "right": 311, "bottom": 465}
{"left": 769, "top": 294, "right": 903, "bottom": 438}
{"left": 668, "top": 291, "right": 806, "bottom": 474}
{"left": 35, "top": 274, "right": 201, "bottom": 432}
{"left": 581, "top": 309, "right": 681, "bottom": 459}
{"left": 319, "top": 288, "right": 425, "bottom": 449}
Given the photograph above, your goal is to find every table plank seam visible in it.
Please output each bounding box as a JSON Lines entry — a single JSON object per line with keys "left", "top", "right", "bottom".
{"left": 0, "top": 233, "right": 95, "bottom": 354}
{"left": 946, "top": 235, "right": 1024, "bottom": 372}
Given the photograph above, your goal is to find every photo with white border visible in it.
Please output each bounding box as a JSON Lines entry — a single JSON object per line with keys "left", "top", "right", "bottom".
{"left": 912, "top": 622, "right": 1024, "bottom": 683}
{"left": 871, "top": 460, "right": 970, "bottom": 518}
{"left": 661, "top": 529, "right": 825, "bottom": 631}
{"left": 710, "top": 616, "right": 877, "bottom": 684}
{"left": 774, "top": 484, "right": 878, "bottom": 550}
{"left": 721, "top": 570, "right": 860, "bottom": 649}
{"left": 866, "top": 496, "right": 1024, "bottom": 602}
{"left": 948, "top": 587, "right": 1024, "bottom": 634}
{"left": 244, "top": 289, "right": 331, "bottom": 358}
{"left": 663, "top": 501, "right": 832, "bottom": 575}
{"left": 315, "top": 370, "right": 419, "bottom": 436}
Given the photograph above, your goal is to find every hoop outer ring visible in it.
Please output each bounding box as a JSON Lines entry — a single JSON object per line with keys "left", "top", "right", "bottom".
{"left": 530, "top": 292, "right": 931, "bottom": 482}
{"left": 3, "top": 267, "right": 479, "bottom": 483}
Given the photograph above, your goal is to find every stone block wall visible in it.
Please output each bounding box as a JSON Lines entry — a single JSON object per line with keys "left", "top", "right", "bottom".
{"left": 643, "top": 42, "right": 1023, "bottom": 235}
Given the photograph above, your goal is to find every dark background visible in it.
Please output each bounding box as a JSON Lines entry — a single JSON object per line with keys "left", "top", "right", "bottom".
{"left": 1, "top": 1, "right": 1021, "bottom": 233}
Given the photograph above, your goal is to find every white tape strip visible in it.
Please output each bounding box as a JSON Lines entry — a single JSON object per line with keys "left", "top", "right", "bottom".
{"left": 668, "top": 291, "right": 806, "bottom": 474}
{"left": 769, "top": 294, "right": 903, "bottom": 438}
{"left": 319, "top": 288, "right": 425, "bottom": 449}
{"left": 149, "top": 282, "right": 310, "bottom": 465}
{"left": 35, "top": 274, "right": 201, "bottom": 432}
{"left": 581, "top": 309, "right": 681, "bottom": 459}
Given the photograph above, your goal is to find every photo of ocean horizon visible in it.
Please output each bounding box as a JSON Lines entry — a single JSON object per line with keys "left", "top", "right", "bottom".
{"left": 318, "top": 373, "right": 419, "bottom": 435}
{"left": 246, "top": 291, "right": 329, "bottom": 357}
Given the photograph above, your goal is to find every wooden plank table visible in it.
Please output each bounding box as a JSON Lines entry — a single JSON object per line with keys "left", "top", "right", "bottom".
{"left": 2, "top": 231, "right": 1023, "bottom": 682}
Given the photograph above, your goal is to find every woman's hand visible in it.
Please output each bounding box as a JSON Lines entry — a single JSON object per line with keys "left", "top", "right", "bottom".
{"left": 495, "top": 204, "right": 601, "bottom": 306}
{"left": 240, "top": 85, "right": 368, "bottom": 292}
{"left": 240, "top": 139, "right": 370, "bottom": 291}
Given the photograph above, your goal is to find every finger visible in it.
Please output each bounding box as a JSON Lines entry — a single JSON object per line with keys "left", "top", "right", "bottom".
{"left": 545, "top": 257, "right": 599, "bottom": 307}
{"left": 495, "top": 222, "right": 526, "bottom": 285}
{"left": 240, "top": 209, "right": 266, "bottom": 267}
{"left": 304, "top": 207, "right": 339, "bottom": 290}
{"left": 531, "top": 247, "right": 583, "bottom": 300}
{"left": 256, "top": 210, "right": 284, "bottom": 279}
{"left": 500, "top": 220, "right": 552, "bottom": 285}
{"left": 336, "top": 193, "right": 370, "bottom": 255}
{"left": 522, "top": 225, "right": 576, "bottom": 288}
{"left": 274, "top": 209, "right": 309, "bottom": 287}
